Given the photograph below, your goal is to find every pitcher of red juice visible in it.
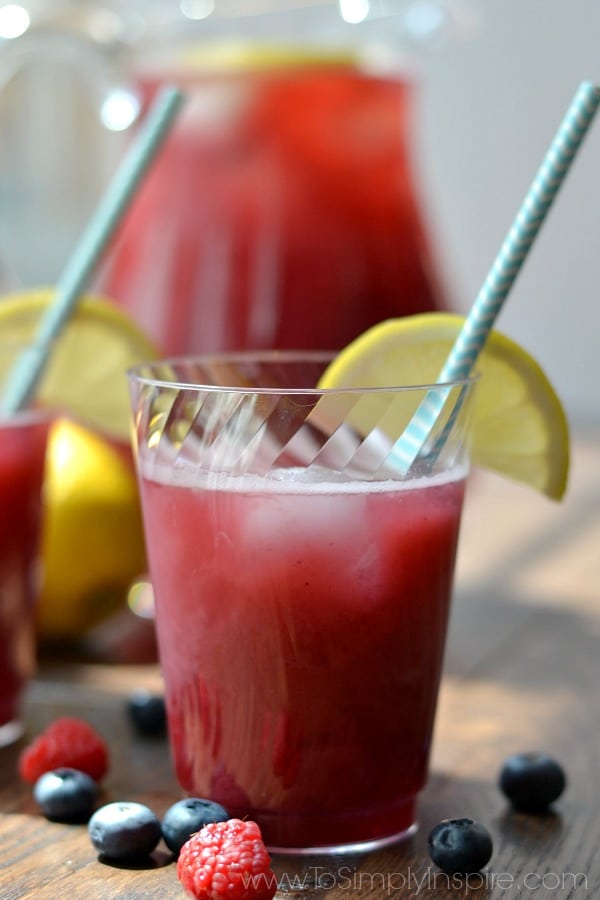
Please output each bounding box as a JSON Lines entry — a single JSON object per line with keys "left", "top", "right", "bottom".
{"left": 0, "top": 0, "right": 474, "bottom": 354}
{"left": 101, "top": 52, "right": 444, "bottom": 352}
{"left": 101, "top": 1, "right": 459, "bottom": 354}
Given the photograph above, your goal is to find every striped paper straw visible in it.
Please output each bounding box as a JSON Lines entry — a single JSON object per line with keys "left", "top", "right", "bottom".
{"left": 0, "top": 85, "right": 184, "bottom": 416}
{"left": 392, "top": 80, "right": 600, "bottom": 472}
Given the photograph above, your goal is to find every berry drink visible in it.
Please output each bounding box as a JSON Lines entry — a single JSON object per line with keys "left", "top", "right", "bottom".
{"left": 138, "top": 465, "right": 466, "bottom": 850}
{"left": 0, "top": 412, "right": 49, "bottom": 744}
{"left": 129, "top": 352, "right": 474, "bottom": 852}
{"left": 102, "top": 64, "right": 443, "bottom": 355}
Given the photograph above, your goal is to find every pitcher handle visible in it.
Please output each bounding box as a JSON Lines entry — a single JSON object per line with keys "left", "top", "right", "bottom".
{"left": 0, "top": 15, "right": 141, "bottom": 132}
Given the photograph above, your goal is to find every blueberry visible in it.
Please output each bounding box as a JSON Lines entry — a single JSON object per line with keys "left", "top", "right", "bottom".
{"left": 161, "top": 797, "right": 230, "bottom": 854}
{"left": 126, "top": 691, "right": 167, "bottom": 736}
{"left": 88, "top": 801, "right": 162, "bottom": 860}
{"left": 499, "top": 751, "right": 566, "bottom": 812}
{"left": 428, "top": 818, "right": 493, "bottom": 874}
{"left": 33, "top": 768, "right": 98, "bottom": 823}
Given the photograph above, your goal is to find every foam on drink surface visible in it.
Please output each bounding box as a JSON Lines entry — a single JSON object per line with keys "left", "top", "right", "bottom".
{"left": 140, "top": 459, "right": 468, "bottom": 495}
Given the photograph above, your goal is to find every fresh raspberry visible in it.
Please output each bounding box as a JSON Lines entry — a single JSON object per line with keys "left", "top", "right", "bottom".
{"left": 177, "top": 818, "right": 278, "bottom": 900}
{"left": 18, "top": 716, "right": 109, "bottom": 784}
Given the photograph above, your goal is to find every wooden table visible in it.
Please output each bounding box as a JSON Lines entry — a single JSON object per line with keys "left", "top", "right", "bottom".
{"left": 1, "top": 431, "right": 598, "bottom": 898}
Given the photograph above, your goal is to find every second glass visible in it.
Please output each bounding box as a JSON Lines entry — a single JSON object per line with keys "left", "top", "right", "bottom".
{"left": 128, "top": 353, "right": 475, "bottom": 852}
{"left": 0, "top": 345, "right": 51, "bottom": 746}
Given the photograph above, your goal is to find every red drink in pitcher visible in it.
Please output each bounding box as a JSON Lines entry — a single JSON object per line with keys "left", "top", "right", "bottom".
{"left": 102, "top": 65, "right": 443, "bottom": 354}
{"left": 0, "top": 412, "right": 49, "bottom": 743}
{"left": 138, "top": 465, "right": 466, "bottom": 849}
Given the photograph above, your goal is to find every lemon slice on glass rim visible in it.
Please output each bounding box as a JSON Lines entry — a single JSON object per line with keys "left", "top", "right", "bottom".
{"left": 0, "top": 287, "right": 158, "bottom": 439}
{"left": 317, "top": 312, "right": 570, "bottom": 501}
{"left": 0, "top": 288, "right": 159, "bottom": 640}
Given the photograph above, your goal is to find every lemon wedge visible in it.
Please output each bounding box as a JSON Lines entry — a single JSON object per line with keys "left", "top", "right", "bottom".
{"left": 318, "top": 313, "right": 569, "bottom": 500}
{"left": 37, "top": 418, "right": 147, "bottom": 640}
{"left": 181, "top": 41, "right": 357, "bottom": 73}
{"left": 0, "top": 288, "right": 158, "bottom": 440}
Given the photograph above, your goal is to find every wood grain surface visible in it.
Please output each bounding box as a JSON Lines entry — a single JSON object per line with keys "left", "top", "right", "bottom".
{"left": 1, "top": 432, "right": 598, "bottom": 899}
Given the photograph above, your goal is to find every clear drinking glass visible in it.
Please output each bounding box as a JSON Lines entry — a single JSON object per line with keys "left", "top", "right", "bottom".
{"left": 128, "top": 352, "right": 475, "bottom": 852}
{"left": 0, "top": 345, "right": 51, "bottom": 746}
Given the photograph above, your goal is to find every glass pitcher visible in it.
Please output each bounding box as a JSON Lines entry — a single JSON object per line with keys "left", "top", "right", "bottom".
{"left": 0, "top": 0, "right": 476, "bottom": 355}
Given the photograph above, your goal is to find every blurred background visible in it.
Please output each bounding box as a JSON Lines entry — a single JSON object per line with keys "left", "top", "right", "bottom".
{"left": 419, "top": 0, "right": 600, "bottom": 430}
{"left": 0, "top": 0, "right": 598, "bottom": 426}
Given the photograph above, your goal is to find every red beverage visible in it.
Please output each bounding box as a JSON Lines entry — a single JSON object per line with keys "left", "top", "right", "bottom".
{"left": 102, "top": 65, "right": 443, "bottom": 354}
{"left": 139, "top": 465, "right": 466, "bottom": 850}
{"left": 0, "top": 412, "right": 49, "bottom": 743}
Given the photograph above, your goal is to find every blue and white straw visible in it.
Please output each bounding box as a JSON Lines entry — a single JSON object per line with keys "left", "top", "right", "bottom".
{"left": 391, "top": 80, "right": 600, "bottom": 472}
{"left": 0, "top": 86, "right": 184, "bottom": 416}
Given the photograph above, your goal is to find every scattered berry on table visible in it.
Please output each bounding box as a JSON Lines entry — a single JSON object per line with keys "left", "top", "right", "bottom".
{"left": 428, "top": 817, "right": 493, "bottom": 875}
{"left": 127, "top": 690, "right": 167, "bottom": 736}
{"left": 177, "top": 818, "right": 278, "bottom": 900}
{"left": 499, "top": 751, "right": 566, "bottom": 812}
{"left": 33, "top": 767, "right": 98, "bottom": 823}
{"left": 162, "top": 797, "right": 230, "bottom": 855}
{"left": 18, "top": 717, "right": 109, "bottom": 784}
{"left": 88, "top": 801, "right": 162, "bottom": 860}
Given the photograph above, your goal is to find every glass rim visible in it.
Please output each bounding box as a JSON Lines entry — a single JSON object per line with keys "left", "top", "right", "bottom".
{"left": 0, "top": 406, "right": 54, "bottom": 427}
{"left": 127, "top": 350, "right": 479, "bottom": 395}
